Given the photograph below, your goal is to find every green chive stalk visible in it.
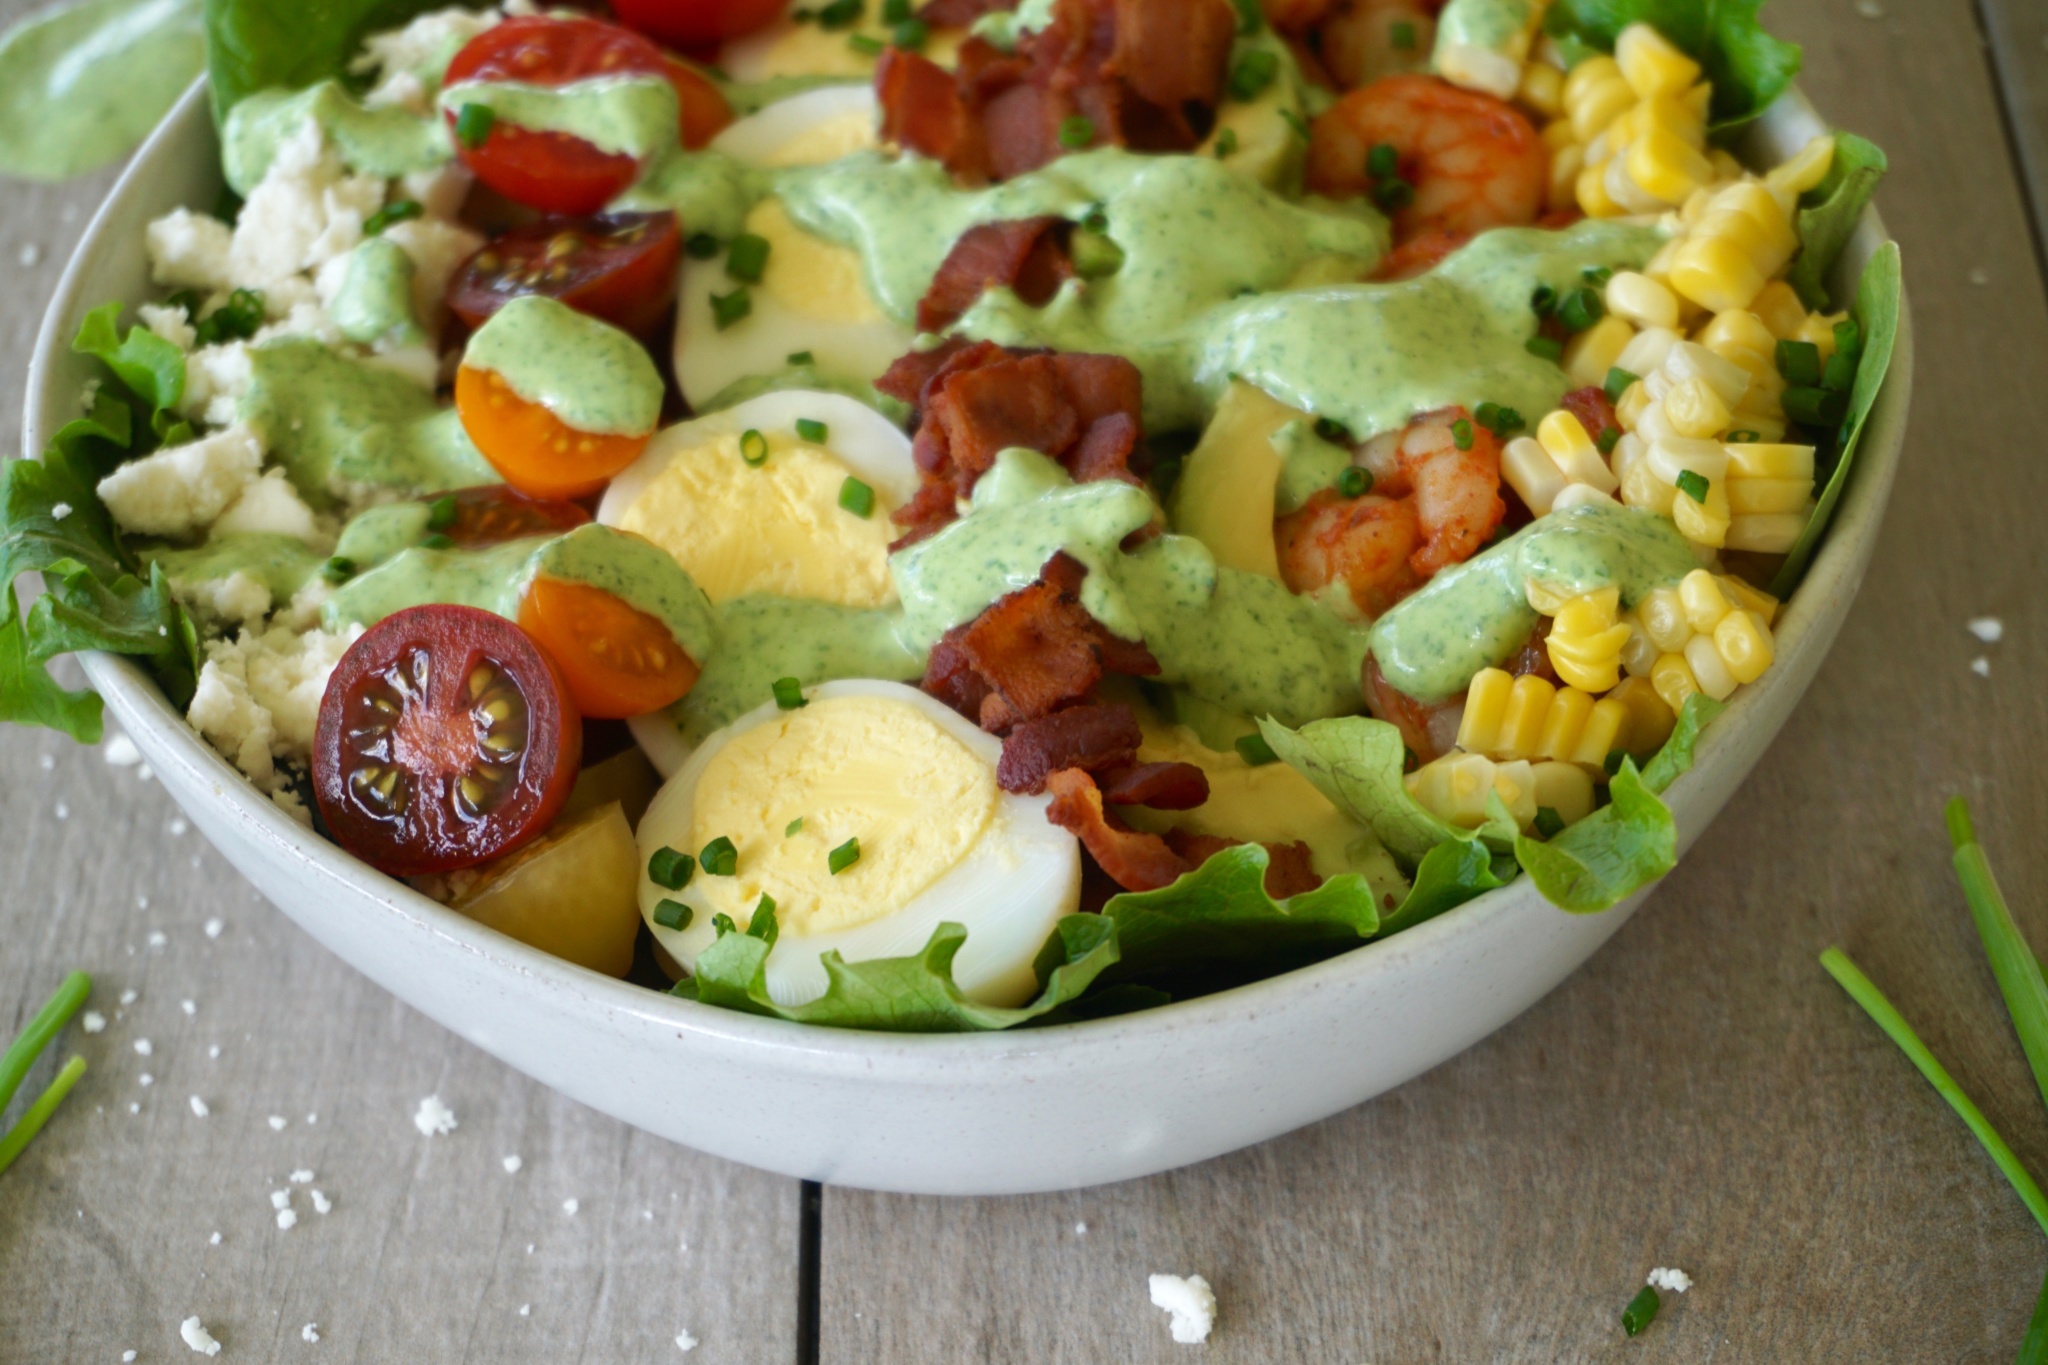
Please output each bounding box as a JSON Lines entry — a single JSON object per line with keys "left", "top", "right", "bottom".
{"left": 1946, "top": 799, "right": 2048, "bottom": 1114}
{"left": 0, "top": 970, "right": 92, "bottom": 1178}
{"left": 0, "top": 1055, "right": 86, "bottom": 1177}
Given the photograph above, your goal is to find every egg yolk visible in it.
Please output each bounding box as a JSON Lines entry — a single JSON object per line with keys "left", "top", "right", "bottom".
{"left": 760, "top": 109, "right": 881, "bottom": 168}
{"left": 618, "top": 426, "right": 899, "bottom": 608}
{"left": 747, "top": 199, "right": 886, "bottom": 325}
{"left": 688, "top": 697, "right": 997, "bottom": 936}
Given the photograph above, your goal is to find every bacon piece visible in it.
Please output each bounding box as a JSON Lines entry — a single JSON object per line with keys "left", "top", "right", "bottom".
{"left": 1106, "top": 0, "right": 1236, "bottom": 123}
{"left": 922, "top": 632, "right": 994, "bottom": 720}
{"left": 875, "top": 336, "right": 984, "bottom": 408}
{"left": 1560, "top": 385, "right": 1622, "bottom": 450}
{"left": 1096, "top": 761, "right": 1209, "bottom": 810}
{"left": 877, "top": 48, "right": 982, "bottom": 177}
{"left": 1045, "top": 769, "right": 1191, "bottom": 892}
{"left": 929, "top": 352, "right": 1081, "bottom": 476}
{"left": 996, "top": 703, "right": 1141, "bottom": 793}
{"left": 918, "top": 217, "right": 1075, "bottom": 332}
{"left": 888, "top": 478, "right": 960, "bottom": 550}
{"left": 1162, "top": 831, "right": 1324, "bottom": 897}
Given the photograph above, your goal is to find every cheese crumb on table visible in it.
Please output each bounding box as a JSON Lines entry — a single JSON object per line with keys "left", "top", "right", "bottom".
{"left": 1148, "top": 1273, "right": 1217, "bottom": 1344}
{"left": 270, "top": 1190, "right": 291, "bottom": 1210}
{"left": 276, "top": 1208, "right": 298, "bottom": 1230}
{"left": 310, "top": 1189, "right": 333, "bottom": 1214}
{"left": 1648, "top": 1266, "right": 1693, "bottom": 1293}
{"left": 413, "top": 1094, "right": 457, "bottom": 1136}
{"left": 268, "top": 1115, "right": 288, "bottom": 1131}
{"left": 1972, "top": 657, "right": 1992, "bottom": 677}
{"left": 301, "top": 1323, "right": 320, "bottom": 1343}
{"left": 290, "top": 1169, "right": 314, "bottom": 1184}
{"left": 190, "top": 1096, "right": 209, "bottom": 1118}
{"left": 1968, "top": 616, "right": 2004, "bottom": 644}
{"left": 502, "top": 1155, "right": 522, "bottom": 1174}
{"left": 205, "top": 918, "right": 225, "bottom": 939}
{"left": 675, "top": 1329, "right": 699, "bottom": 1352}
{"left": 81, "top": 1011, "right": 106, "bottom": 1033}
{"left": 562, "top": 1198, "right": 579, "bottom": 1215}
{"left": 104, "top": 734, "right": 141, "bottom": 766}
{"left": 180, "top": 1315, "right": 223, "bottom": 1356}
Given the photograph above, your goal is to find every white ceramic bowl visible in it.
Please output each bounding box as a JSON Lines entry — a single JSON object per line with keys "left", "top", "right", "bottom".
{"left": 24, "top": 81, "right": 1910, "bottom": 1195}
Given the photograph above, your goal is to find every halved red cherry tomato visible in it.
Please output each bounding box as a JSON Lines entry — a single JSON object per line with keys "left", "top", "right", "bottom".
{"left": 518, "top": 575, "right": 702, "bottom": 719}
{"left": 448, "top": 212, "right": 682, "bottom": 338}
{"left": 612, "top": 0, "right": 790, "bottom": 49}
{"left": 444, "top": 17, "right": 730, "bottom": 215}
{"left": 313, "top": 605, "right": 582, "bottom": 877}
{"left": 430, "top": 485, "right": 593, "bottom": 548}
{"left": 454, "top": 365, "right": 652, "bottom": 500}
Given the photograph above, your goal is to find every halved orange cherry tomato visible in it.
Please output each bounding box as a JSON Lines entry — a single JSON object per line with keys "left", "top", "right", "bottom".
{"left": 454, "top": 364, "right": 651, "bottom": 500}
{"left": 518, "top": 575, "right": 702, "bottom": 719}
{"left": 612, "top": 0, "right": 790, "bottom": 49}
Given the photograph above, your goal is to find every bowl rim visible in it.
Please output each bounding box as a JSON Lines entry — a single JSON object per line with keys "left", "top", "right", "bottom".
{"left": 26, "top": 78, "right": 1913, "bottom": 1076}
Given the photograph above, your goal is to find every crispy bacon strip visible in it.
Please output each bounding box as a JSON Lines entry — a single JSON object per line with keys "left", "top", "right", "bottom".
{"left": 1560, "top": 385, "right": 1622, "bottom": 452}
{"left": 996, "top": 703, "right": 1141, "bottom": 793}
{"left": 1162, "top": 831, "right": 1324, "bottom": 898}
{"left": 930, "top": 352, "right": 1082, "bottom": 476}
{"left": 1096, "top": 760, "right": 1209, "bottom": 810}
{"left": 1044, "top": 768, "right": 1191, "bottom": 892}
{"left": 877, "top": 48, "right": 981, "bottom": 177}
{"left": 1105, "top": 0, "right": 1237, "bottom": 126}
{"left": 919, "top": 217, "right": 1076, "bottom": 332}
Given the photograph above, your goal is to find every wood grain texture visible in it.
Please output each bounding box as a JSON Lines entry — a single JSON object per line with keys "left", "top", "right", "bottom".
{"left": 819, "top": 0, "right": 2048, "bottom": 1357}
{"left": 1977, "top": 0, "right": 2048, "bottom": 249}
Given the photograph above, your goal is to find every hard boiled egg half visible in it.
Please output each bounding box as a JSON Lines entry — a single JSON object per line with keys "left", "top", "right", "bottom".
{"left": 637, "top": 680, "right": 1081, "bottom": 1008}
{"left": 675, "top": 86, "right": 915, "bottom": 410}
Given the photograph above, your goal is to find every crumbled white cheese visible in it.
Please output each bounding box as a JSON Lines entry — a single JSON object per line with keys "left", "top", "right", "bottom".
{"left": 232, "top": 121, "right": 385, "bottom": 287}
{"left": 270, "top": 1189, "right": 291, "bottom": 1210}
{"left": 675, "top": 1330, "right": 699, "bottom": 1352}
{"left": 104, "top": 734, "right": 141, "bottom": 766}
{"left": 187, "top": 621, "right": 363, "bottom": 790}
{"left": 17, "top": 241, "right": 41, "bottom": 267}
{"left": 190, "top": 1095, "right": 209, "bottom": 1117}
{"left": 310, "top": 1189, "right": 332, "bottom": 1214}
{"left": 1148, "top": 1273, "right": 1217, "bottom": 1345}
{"left": 119, "top": 989, "right": 138, "bottom": 1006}
{"left": 353, "top": 6, "right": 502, "bottom": 112}
{"left": 50, "top": 501, "right": 71, "bottom": 520}
{"left": 383, "top": 215, "right": 485, "bottom": 342}
{"left": 205, "top": 918, "right": 225, "bottom": 939}
{"left": 1647, "top": 1267, "right": 1693, "bottom": 1294}
{"left": 134, "top": 1038, "right": 153, "bottom": 1056}
{"left": 276, "top": 1208, "right": 298, "bottom": 1230}
{"left": 182, "top": 999, "right": 197, "bottom": 1016}
{"left": 177, "top": 569, "right": 275, "bottom": 630}
{"left": 209, "top": 1231, "right": 220, "bottom": 1245}
{"left": 400, "top": 162, "right": 476, "bottom": 223}
{"left": 123, "top": 1351, "right": 136, "bottom": 1362}
{"left": 213, "top": 468, "right": 323, "bottom": 545}
{"left": 146, "top": 210, "right": 234, "bottom": 293}
{"left": 562, "top": 1198, "right": 579, "bottom": 1216}
{"left": 96, "top": 423, "right": 264, "bottom": 538}
{"left": 177, "top": 339, "right": 255, "bottom": 429}
{"left": 139, "top": 1074, "right": 153, "bottom": 1087}
{"left": 502, "top": 1155, "right": 522, "bottom": 1174}
{"left": 53, "top": 800, "right": 68, "bottom": 820}
{"left": 138, "top": 301, "right": 199, "bottom": 351}
{"left": 180, "top": 1315, "right": 223, "bottom": 1356}
{"left": 1968, "top": 617, "right": 2004, "bottom": 644}
{"left": 290, "top": 1169, "right": 314, "bottom": 1184}
{"left": 81, "top": 1011, "right": 106, "bottom": 1033}
{"left": 147, "top": 931, "right": 167, "bottom": 948}
{"left": 268, "top": 1115, "right": 288, "bottom": 1131}
{"left": 414, "top": 1094, "right": 458, "bottom": 1136}
{"left": 519, "top": 1304, "right": 531, "bottom": 1318}
{"left": 301, "top": 1323, "right": 320, "bottom": 1343}
{"left": 1972, "top": 657, "right": 1992, "bottom": 677}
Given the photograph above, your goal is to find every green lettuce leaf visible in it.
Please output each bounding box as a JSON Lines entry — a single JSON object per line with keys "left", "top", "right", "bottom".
{"left": 1787, "top": 133, "right": 1888, "bottom": 310}
{"left": 72, "top": 303, "right": 185, "bottom": 414}
{"left": 1769, "top": 241, "right": 1903, "bottom": 596}
{"left": 205, "top": 0, "right": 490, "bottom": 121}
{"left": 0, "top": 586, "right": 104, "bottom": 742}
{"left": 1257, "top": 714, "right": 1515, "bottom": 863}
{"left": 674, "top": 915, "right": 1121, "bottom": 1032}
{"left": 0, "top": 0, "right": 206, "bottom": 181}
{"left": 1513, "top": 759, "right": 1674, "bottom": 913}
{"left": 1374, "top": 837, "right": 1510, "bottom": 937}
{"left": 1641, "top": 692, "right": 1723, "bottom": 794}
{"left": 1549, "top": 0, "right": 1801, "bottom": 129}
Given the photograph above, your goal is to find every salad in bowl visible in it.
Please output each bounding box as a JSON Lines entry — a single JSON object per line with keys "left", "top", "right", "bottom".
{"left": 2, "top": 0, "right": 1900, "bottom": 1034}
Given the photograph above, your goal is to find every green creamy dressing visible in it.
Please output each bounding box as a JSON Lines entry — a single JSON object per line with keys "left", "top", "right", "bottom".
{"left": 698, "top": 365, "right": 912, "bottom": 427}
{"left": 1434, "top": 0, "right": 1533, "bottom": 54}
{"left": 332, "top": 501, "right": 433, "bottom": 569}
{"left": 1369, "top": 502, "right": 1701, "bottom": 703}
{"left": 221, "top": 81, "right": 449, "bottom": 195}
{"left": 323, "top": 523, "right": 719, "bottom": 664}
{"left": 1270, "top": 419, "right": 1353, "bottom": 515}
{"left": 146, "top": 532, "right": 324, "bottom": 602}
{"left": 672, "top": 597, "right": 925, "bottom": 747}
{"left": 891, "top": 451, "right": 1367, "bottom": 725}
{"left": 438, "top": 74, "right": 679, "bottom": 161}
{"left": 330, "top": 237, "right": 421, "bottom": 346}
{"left": 239, "top": 339, "right": 499, "bottom": 508}
{"left": 0, "top": 0, "right": 205, "bottom": 180}
{"left": 463, "top": 295, "right": 663, "bottom": 436}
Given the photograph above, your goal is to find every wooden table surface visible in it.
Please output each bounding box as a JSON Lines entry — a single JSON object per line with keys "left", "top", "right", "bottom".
{"left": 2, "top": 0, "right": 2045, "bottom": 1359}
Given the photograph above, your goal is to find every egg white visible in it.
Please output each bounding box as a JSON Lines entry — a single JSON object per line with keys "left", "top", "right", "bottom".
{"left": 637, "top": 680, "right": 1082, "bottom": 1009}
{"left": 675, "top": 87, "right": 915, "bottom": 411}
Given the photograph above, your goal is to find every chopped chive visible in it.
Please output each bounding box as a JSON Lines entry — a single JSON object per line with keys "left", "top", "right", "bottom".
{"left": 796, "top": 417, "right": 829, "bottom": 443}
{"left": 648, "top": 846, "right": 696, "bottom": 891}
{"left": 1530, "top": 283, "right": 1557, "bottom": 317}
{"left": 710, "top": 287, "right": 752, "bottom": 330}
{"left": 1775, "top": 337, "right": 1822, "bottom": 387}
{"left": 1336, "top": 466, "right": 1370, "bottom": 498}
{"left": 0, "top": 970, "right": 90, "bottom": 1116}
{"left": 1475, "top": 401, "right": 1524, "bottom": 437}
{"left": 1371, "top": 178, "right": 1414, "bottom": 213}
{"left": 1604, "top": 365, "right": 1639, "bottom": 404}
{"left": 1621, "top": 1285, "right": 1660, "bottom": 1337}
{"left": 1554, "top": 285, "right": 1604, "bottom": 333}
{"left": 1821, "top": 349, "right": 1856, "bottom": 392}
{"left": 1675, "top": 469, "right": 1710, "bottom": 504}
{"left": 1525, "top": 335, "right": 1563, "bottom": 363}
{"left": 1782, "top": 385, "right": 1847, "bottom": 427}
{"left": 365, "top": 199, "right": 423, "bottom": 236}
{"left": 1534, "top": 806, "right": 1565, "bottom": 838}
{"left": 1581, "top": 264, "right": 1613, "bottom": 287}
{"left": 700, "top": 836, "right": 738, "bottom": 877}
{"left": 741, "top": 428, "right": 770, "bottom": 466}
{"left": 1278, "top": 108, "right": 1309, "bottom": 141}
{"left": 725, "top": 232, "right": 771, "bottom": 283}
{"left": 748, "top": 895, "right": 779, "bottom": 945}
{"left": 882, "top": 0, "right": 910, "bottom": 18}
{"left": 1603, "top": 750, "right": 1625, "bottom": 776}
{"left": 838, "top": 476, "right": 876, "bottom": 518}
{"left": 1313, "top": 416, "right": 1352, "bottom": 444}
{"left": 1596, "top": 426, "right": 1620, "bottom": 455}
{"left": 1366, "top": 143, "right": 1400, "bottom": 181}
{"left": 1214, "top": 128, "right": 1240, "bottom": 158}
{"left": 1233, "top": 0, "right": 1262, "bottom": 34}
{"left": 1081, "top": 203, "right": 1109, "bottom": 233}
{"left": 1450, "top": 418, "right": 1473, "bottom": 451}
{"left": 421, "top": 533, "right": 455, "bottom": 551}
{"left": 0, "top": 1054, "right": 87, "bottom": 1178}
{"left": 652, "top": 899, "right": 692, "bottom": 931}
{"left": 1070, "top": 228, "right": 1124, "bottom": 278}
{"left": 1234, "top": 732, "right": 1279, "bottom": 766}
{"left": 685, "top": 232, "right": 721, "bottom": 260}
{"left": 711, "top": 912, "right": 737, "bottom": 937}
{"left": 1058, "top": 115, "right": 1096, "bottom": 149}
{"left": 426, "top": 495, "right": 459, "bottom": 531}
{"left": 1947, "top": 798, "right": 2048, "bottom": 1114}
{"left": 785, "top": 817, "right": 804, "bottom": 837}
{"left": 816, "top": 0, "right": 862, "bottom": 27}
{"left": 848, "top": 32, "right": 884, "bottom": 55}
{"left": 772, "top": 675, "right": 808, "bottom": 710}
{"left": 786, "top": 350, "right": 815, "bottom": 365}
{"left": 1833, "top": 316, "right": 1863, "bottom": 359}
{"left": 892, "top": 18, "right": 928, "bottom": 48}
{"left": 1228, "top": 48, "right": 1279, "bottom": 101}
{"left": 828, "top": 837, "right": 861, "bottom": 874}
{"left": 321, "top": 556, "right": 356, "bottom": 584}
{"left": 1390, "top": 19, "right": 1416, "bottom": 48}
{"left": 194, "top": 288, "right": 265, "bottom": 346}
{"left": 455, "top": 103, "right": 496, "bottom": 148}
{"left": 1726, "top": 429, "right": 1761, "bottom": 444}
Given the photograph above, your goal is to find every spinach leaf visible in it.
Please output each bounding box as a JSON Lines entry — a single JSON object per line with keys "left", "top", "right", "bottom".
{"left": 1549, "top": 0, "right": 1801, "bottom": 130}
{"left": 1788, "top": 132, "right": 1888, "bottom": 310}
{"left": 205, "top": 0, "right": 488, "bottom": 121}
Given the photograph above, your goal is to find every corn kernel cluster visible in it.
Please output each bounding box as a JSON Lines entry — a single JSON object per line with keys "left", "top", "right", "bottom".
{"left": 1405, "top": 752, "right": 1595, "bottom": 831}
{"left": 1627, "top": 568, "right": 1779, "bottom": 711}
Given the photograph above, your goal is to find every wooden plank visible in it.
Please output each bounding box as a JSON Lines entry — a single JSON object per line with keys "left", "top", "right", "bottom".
{"left": 819, "top": 0, "right": 2048, "bottom": 1357}
{"left": 0, "top": 6, "right": 805, "bottom": 1354}
{"left": 1978, "top": 0, "right": 2048, "bottom": 248}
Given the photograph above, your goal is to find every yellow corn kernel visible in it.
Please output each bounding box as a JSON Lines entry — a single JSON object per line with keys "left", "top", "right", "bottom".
{"left": 1668, "top": 234, "right": 1767, "bottom": 315}
{"left": 1607, "top": 676, "right": 1676, "bottom": 755}
{"left": 1574, "top": 697, "right": 1630, "bottom": 769}
{"left": 1695, "top": 308, "right": 1777, "bottom": 373}
{"left": 1620, "top": 455, "right": 1675, "bottom": 514}
{"left": 1664, "top": 375, "right": 1733, "bottom": 438}
{"left": 1726, "top": 408, "right": 1788, "bottom": 442}
{"left": 1532, "top": 761, "right": 1596, "bottom": 825}
{"left": 1502, "top": 436, "right": 1568, "bottom": 518}
{"left": 1606, "top": 271, "right": 1680, "bottom": 330}
{"left": 1713, "top": 609, "right": 1774, "bottom": 684}
{"left": 1616, "top": 22, "right": 1701, "bottom": 99}
{"left": 1637, "top": 586, "right": 1691, "bottom": 651}
{"left": 1678, "top": 567, "right": 1733, "bottom": 632}
{"left": 1569, "top": 75, "right": 1637, "bottom": 144}
{"left": 1728, "top": 476, "right": 1812, "bottom": 515}
{"left": 1662, "top": 339, "right": 1754, "bottom": 406}
{"left": 1639, "top": 93, "right": 1706, "bottom": 149}
{"left": 1724, "top": 510, "right": 1809, "bottom": 553}
{"left": 1405, "top": 753, "right": 1498, "bottom": 829}
{"left": 1548, "top": 588, "right": 1633, "bottom": 692}
{"left": 1651, "top": 651, "right": 1700, "bottom": 713}
{"left": 1621, "top": 618, "right": 1659, "bottom": 677}
{"left": 1717, "top": 574, "right": 1780, "bottom": 625}
{"left": 1519, "top": 61, "right": 1565, "bottom": 119}
{"left": 1542, "top": 116, "right": 1579, "bottom": 152}
{"left": 1525, "top": 576, "right": 1575, "bottom": 615}
{"left": 1456, "top": 667, "right": 1514, "bottom": 754}
{"left": 1615, "top": 379, "right": 1654, "bottom": 430}
{"left": 1548, "top": 141, "right": 1586, "bottom": 214}
{"left": 1725, "top": 442, "right": 1815, "bottom": 479}
{"left": 1671, "top": 472, "right": 1731, "bottom": 547}
{"left": 1707, "top": 147, "right": 1745, "bottom": 185}
{"left": 1766, "top": 134, "right": 1835, "bottom": 199}
{"left": 1537, "top": 409, "right": 1618, "bottom": 491}
{"left": 1491, "top": 759, "right": 1539, "bottom": 829}
{"left": 1534, "top": 685, "right": 1594, "bottom": 762}
{"left": 1564, "top": 54, "right": 1624, "bottom": 112}
{"left": 1604, "top": 155, "right": 1669, "bottom": 214}
{"left": 1796, "top": 311, "right": 1842, "bottom": 359}
{"left": 1627, "top": 126, "right": 1715, "bottom": 204}
{"left": 1576, "top": 158, "right": 1623, "bottom": 217}
{"left": 1684, "top": 632, "right": 1738, "bottom": 700}
{"left": 1681, "top": 81, "right": 1714, "bottom": 124}
{"left": 1750, "top": 281, "right": 1809, "bottom": 339}
{"left": 1497, "top": 673, "right": 1557, "bottom": 759}
{"left": 1564, "top": 314, "right": 1635, "bottom": 389}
